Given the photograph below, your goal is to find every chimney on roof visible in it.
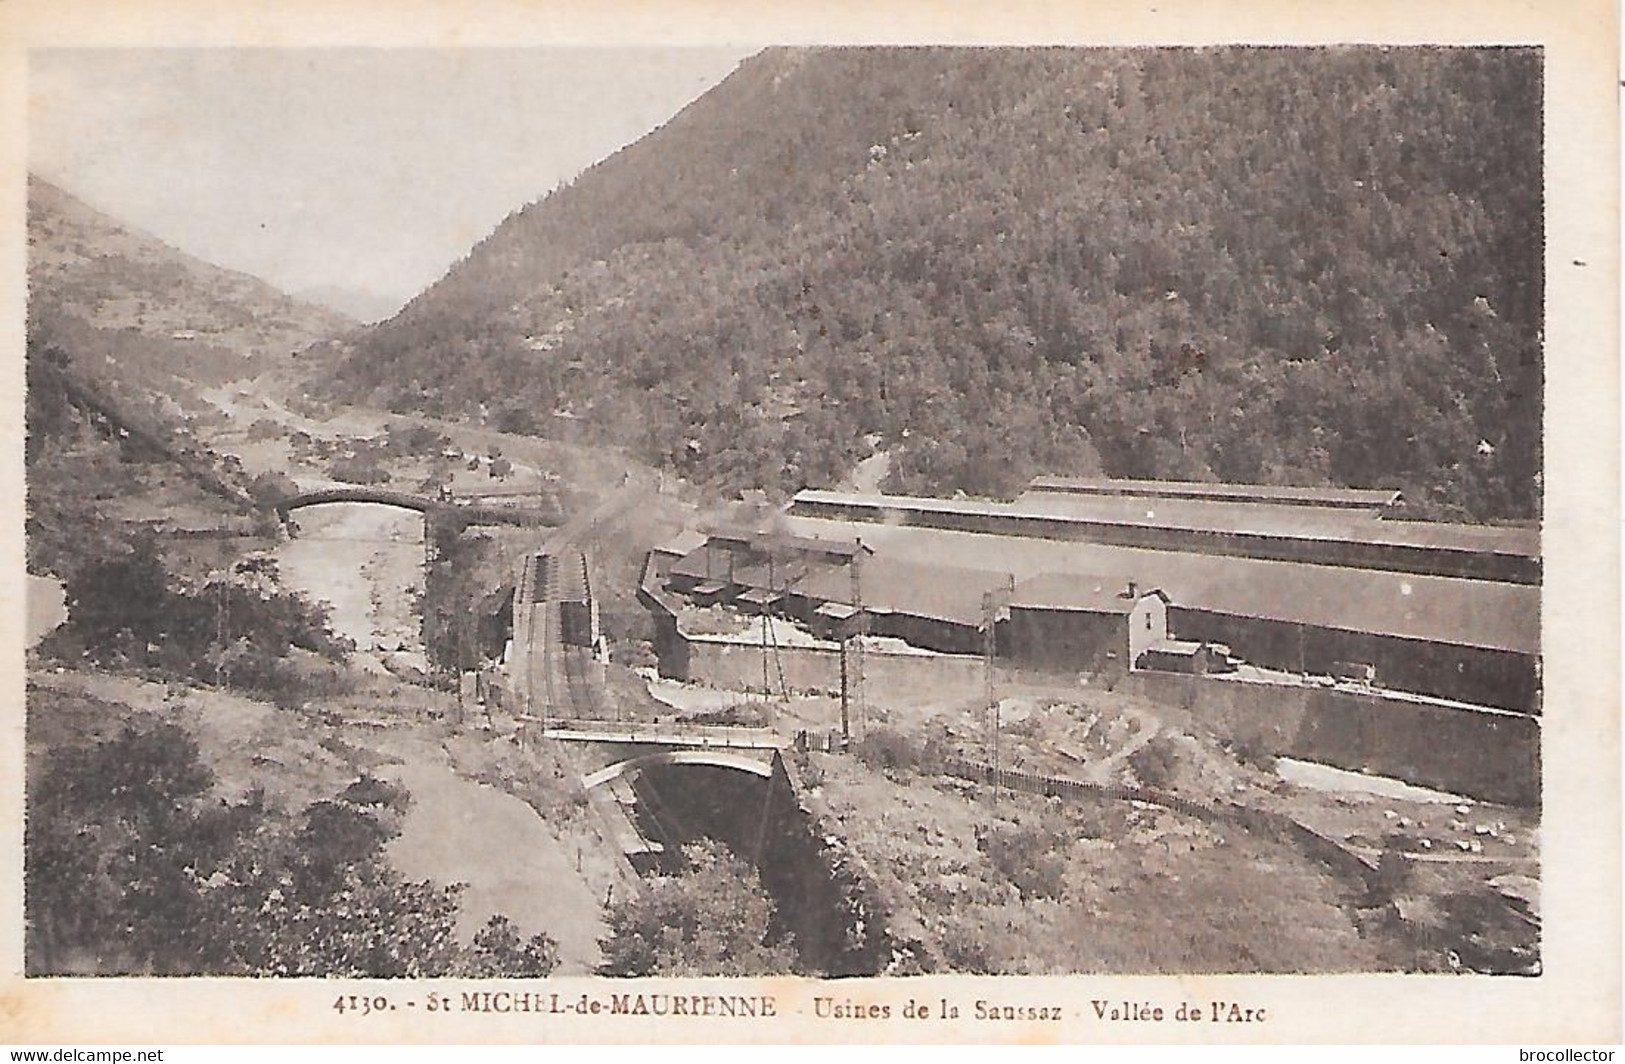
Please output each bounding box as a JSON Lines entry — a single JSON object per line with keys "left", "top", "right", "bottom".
{"left": 1126, "top": 579, "right": 1139, "bottom": 599}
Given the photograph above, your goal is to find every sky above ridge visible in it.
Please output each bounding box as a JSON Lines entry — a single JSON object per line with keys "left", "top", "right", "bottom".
{"left": 30, "top": 47, "right": 753, "bottom": 320}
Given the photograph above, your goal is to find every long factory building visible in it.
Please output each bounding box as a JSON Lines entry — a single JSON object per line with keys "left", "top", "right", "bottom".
{"left": 788, "top": 479, "right": 1539, "bottom": 585}
{"left": 642, "top": 476, "right": 1540, "bottom": 715}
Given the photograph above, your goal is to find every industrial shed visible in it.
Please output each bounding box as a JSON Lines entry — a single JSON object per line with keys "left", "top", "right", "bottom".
{"left": 1003, "top": 573, "right": 1171, "bottom": 674}
{"left": 665, "top": 528, "right": 868, "bottom": 601}
{"left": 1137, "top": 640, "right": 1235, "bottom": 674}
{"left": 1169, "top": 606, "right": 1539, "bottom": 712}
{"left": 1024, "top": 475, "right": 1404, "bottom": 512}
{"left": 794, "top": 556, "right": 1014, "bottom": 655}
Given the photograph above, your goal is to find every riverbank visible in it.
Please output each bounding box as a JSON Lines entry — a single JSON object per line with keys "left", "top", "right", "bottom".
{"left": 273, "top": 503, "right": 426, "bottom": 674}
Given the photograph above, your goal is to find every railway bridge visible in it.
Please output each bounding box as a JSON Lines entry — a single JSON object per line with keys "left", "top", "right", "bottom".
{"left": 508, "top": 545, "right": 792, "bottom": 870}
{"left": 502, "top": 503, "right": 814, "bottom": 884}
{"left": 529, "top": 714, "right": 885, "bottom": 976}
{"left": 524, "top": 716, "right": 790, "bottom": 874}
{"left": 504, "top": 550, "right": 886, "bottom": 975}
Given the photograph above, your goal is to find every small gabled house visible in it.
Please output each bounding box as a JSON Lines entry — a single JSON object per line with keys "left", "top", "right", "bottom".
{"left": 1004, "top": 573, "right": 1171, "bottom": 674}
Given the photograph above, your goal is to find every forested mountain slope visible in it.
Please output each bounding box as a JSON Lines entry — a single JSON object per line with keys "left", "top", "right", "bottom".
{"left": 333, "top": 47, "right": 1543, "bottom": 521}
{"left": 29, "top": 176, "right": 354, "bottom": 417}
{"left": 25, "top": 178, "right": 348, "bottom": 575}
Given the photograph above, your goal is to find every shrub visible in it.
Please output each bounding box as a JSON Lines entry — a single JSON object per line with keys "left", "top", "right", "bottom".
{"left": 491, "top": 404, "right": 540, "bottom": 436}
{"left": 980, "top": 823, "right": 1068, "bottom": 901}
{"left": 246, "top": 471, "right": 299, "bottom": 507}
{"left": 615, "top": 639, "right": 658, "bottom": 669}
{"left": 686, "top": 701, "right": 771, "bottom": 728}
{"left": 1128, "top": 734, "right": 1183, "bottom": 790}
{"left": 329, "top": 454, "right": 390, "bottom": 485}
{"left": 852, "top": 726, "right": 922, "bottom": 774}
{"left": 598, "top": 840, "right": 797, "bottom": 976}
{"left": 383, "top": 423, "right": 444, "bottom": 456}
{"left": 460, "top": 915, "right": 559, "bottom": 977}
{"left": 940, "top": 931, "right": 999, "bottom": 974}
{"left": 1226, "top": 733, "right": 1279, "bottom": 772}
{"left": 340, "top": 774, "right": 413, "bottom": 814}
{"left": 245, "top": 418, "right": 284, "bottom": 442}
{"left": 1068, "top": 798, "right": 1127, "bottom": 840}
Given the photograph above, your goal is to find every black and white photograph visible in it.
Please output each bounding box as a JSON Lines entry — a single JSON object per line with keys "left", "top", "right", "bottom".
{"left": 5, "top": 1, "right": 1618, "bottom": 1044}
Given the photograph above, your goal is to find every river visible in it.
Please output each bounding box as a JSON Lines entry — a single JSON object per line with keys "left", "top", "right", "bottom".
{"left": 272, "top": 503, "right": 427, "bottom": 673}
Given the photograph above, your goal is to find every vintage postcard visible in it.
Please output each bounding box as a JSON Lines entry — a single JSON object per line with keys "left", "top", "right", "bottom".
{"left": 0, "top": 0, "right": 1617, "bottom": 1046}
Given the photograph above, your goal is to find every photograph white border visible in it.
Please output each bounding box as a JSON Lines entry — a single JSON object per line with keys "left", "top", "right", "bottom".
{"left": 0, "top": 0, "right": 1615, "bottom": 1044}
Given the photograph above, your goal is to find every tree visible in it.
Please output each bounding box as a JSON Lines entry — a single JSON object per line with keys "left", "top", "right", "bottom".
{"left": 61, "top": 536, "right": 183, "bottom": 653}
{"left": 330, "top": 453, "right": 390, "bottom": 485}
{"left": 461, "top": 915, "right": 560, "bottom": 977}
{"left": 26, "top": 716, "right": 558, "bottom": 977}
{"left": 598, "top": 840, "right": 797, "bottom": 976}
{"left": 384, "top": 423, "right": 443, "bottom": 456}
{"left": 246, "top": 470, "right": 299, "bottom": 507}
{"left": 24, "top": 339, "right": 77, "bottom": 464}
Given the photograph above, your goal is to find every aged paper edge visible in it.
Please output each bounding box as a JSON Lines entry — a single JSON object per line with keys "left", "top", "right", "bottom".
{"left": 0, "top": 0, "right": 1616, "bottom": 1045}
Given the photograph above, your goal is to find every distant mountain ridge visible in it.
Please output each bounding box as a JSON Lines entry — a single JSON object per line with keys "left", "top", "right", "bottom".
{"left": 25, "top": 175, "right": 349, "bottom": 575}
{"left": 293, "top": 283, "right": 404, "bottom": 325}
{"left": 331, "top": 46, "right": 1544, "bottom": 521}
{"left": 29, "top": 175, "right": 354, "bottom": 408}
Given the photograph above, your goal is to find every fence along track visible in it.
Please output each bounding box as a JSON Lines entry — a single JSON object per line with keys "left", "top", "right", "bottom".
{"left": 941, "top": 758, "right": 1381, "bottom": 892}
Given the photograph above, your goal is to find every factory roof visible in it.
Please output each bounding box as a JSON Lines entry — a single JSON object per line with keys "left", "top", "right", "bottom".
{"left": 650, "top": 529, "right": 708, "bottom": 557}
{"left": 1010, "top": 572, "right": 1166, "bottom": 613}
{"left": 1026, "top": 475, "right": 1403, "bottom": 510}
{"left": 790, "top": 489, "right": 1538, "bottom": 562}
{"left": 796, "top": 556, "right": 1012, "bottom": 627}
{"left": 781, "top": 514, "right": 1539, "bottom": 655}
{"left": 707, "top": 526, "right": 871, "bottom": 559}
{"left": 668, "top": 544, "right": 844, "bottom": 591}
{"left": 1011, "top": 492, "right": 1385, "bottom": 535}
{"left": 1143, "top": 640, "right": 1206, "bottom": 657}
{"left": 669, "top": 548, "right": 724, "bottom": 582}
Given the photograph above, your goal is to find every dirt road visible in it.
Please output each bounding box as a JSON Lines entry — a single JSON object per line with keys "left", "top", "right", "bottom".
{"left": 385, "top": 754, "right": 607, "bottom": 972}
{"left": 26, "top": 574, "right": 67, "bottom": 648}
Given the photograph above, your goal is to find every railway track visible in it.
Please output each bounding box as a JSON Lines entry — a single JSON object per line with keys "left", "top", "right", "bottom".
{"left": 518, "top": 548, "right": 606, "bottom": 721}
{"left": 513, "top": 477, "right": 645, "bottom": 719}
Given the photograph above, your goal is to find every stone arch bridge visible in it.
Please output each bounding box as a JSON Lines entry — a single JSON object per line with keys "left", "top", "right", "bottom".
{"left": 273, "top": 486, "right": 563, "bottom": 531}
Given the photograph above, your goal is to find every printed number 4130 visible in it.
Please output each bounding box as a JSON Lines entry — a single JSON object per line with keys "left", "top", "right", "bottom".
{"left": 333, "top": 995, "right": 393, "bottom": 1016}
